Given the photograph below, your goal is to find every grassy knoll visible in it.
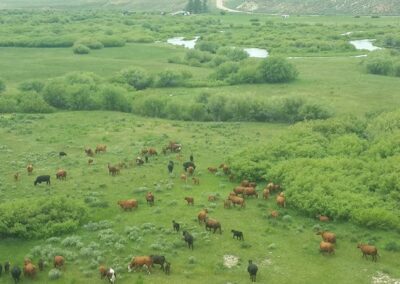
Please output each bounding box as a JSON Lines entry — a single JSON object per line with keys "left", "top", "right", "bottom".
{"left": 0, "top": 111, "right": 399, "bottom": 284}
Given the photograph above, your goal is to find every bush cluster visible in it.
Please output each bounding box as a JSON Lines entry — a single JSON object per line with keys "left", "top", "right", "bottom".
{"left": 363, "top": 50, "right": 400, "bottom": 77}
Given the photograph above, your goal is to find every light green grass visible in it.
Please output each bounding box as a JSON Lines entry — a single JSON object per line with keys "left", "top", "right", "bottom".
{"left": 0, "top": 112, "right": 399, "bottom": 284}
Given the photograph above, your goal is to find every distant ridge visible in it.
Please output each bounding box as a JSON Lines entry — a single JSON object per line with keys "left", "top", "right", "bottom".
{"left": 223, "top": 0, "right": 400, "bottom": 15}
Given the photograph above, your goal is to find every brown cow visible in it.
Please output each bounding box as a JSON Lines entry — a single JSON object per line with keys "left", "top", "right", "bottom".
{"left": 270, "top": 210, "right": 279, "bottom": 218}
{"left": 187, "top": 166, "right": 195, "bottom": 176}
{"left": 85, "top": 148, "right": 94, "bottom": 157}
{"left": 56, "top": 169, "right": 67, "bottom": 180}
{"left": 244, "top": 187, "right": 258, "bottom": 198}
{"left": 27, "top": 164, "right": 33, "bottom": 175}
{"left": 146, "top": 192, "right": 154, "bottom": 206}
{"left": 192, "top": 177, "right": 200, "bottom": 185}
{"left": 184, "top": 197, "right": 194, "bottom": 205}
{"left": 208, "top": 167, "right": 217, "bottom": 174}
{"left": 95, "top": 144, "right": 107, "bottom": 154}
{"left": 54, "top": 256, "right": 65, "bottom": 269}
{"left": 320, "top": 241, "right": 335, "bottom": 254}
{"left": 197, "top": 209, "right": 208, "bottom": 224}
{"left": 208, "top": 195, "right": 216, "bottom": 202}
{"left": 267, "top": 182, "right": 280, "bottom": 193}
{"left": 263, "top": 188, "right": 270, "bottom": 199}
{"left": 118, "top": 199, "right": 138, "bottom": 211}
{"left": 205, "top": 218, "right": 222, "bottom": 234}
{"left": 233, "top": 186, "right": 246, "bottom": 196}
{"left": 128, "top": 256, "right": 153, "bottom": 274}
{"left": 223, "top": 199, "right": 231, "bottom": 208}
{"left": 23, "top": 260, "right": 36, "bottom": 279}
{"left": 357, "top": 244, "right": 379, "bottom": 262}
{"left": 317, "top": 215, "right": 330, "bottom": 222}
{"left": 229, "top": 195, "right": 245, "bottom": 208}
{"left": 180, "top": 173, "right": 187, "bottom": 182}
{"left": 108, "top": 163, "right": 120, "bottom": 176}
{"left": 241, "top": 180, "right": 250, "bottom": 187}
{"left": 99, "top": 265, "right": 108, "bottom": 279}
{"left": 276, "top": 192, "right": 286, "bottom": 208}
{"left": 316, "top": 231, "right": 336, "bottom": 243}
{"left": 148, "top": 148, "right": 158, "bottom": 156}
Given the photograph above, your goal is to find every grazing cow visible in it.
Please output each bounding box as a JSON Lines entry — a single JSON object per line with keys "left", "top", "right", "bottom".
{"left": 183, "top": 161, "right": 196, "bottom": 172}
{"left": 164, "top": 262, "right": 171, "bottom": 275}
{"left": 197, "top": 209, "right": 208, "bottom": 224}
{"left": 118, "top": 199, "right": 138, "bottom": 211}
{"left": 141, "top": 148, "right": 148, "bottom": 155}
{"left": 192, "top": 177, "right": 200, "bottom": 185}
{"left": 128, "top": 256, "right": 153, "bottom": 273}
{"left": 23, "top": 260, "right": 36, "bottom": 279}
{"left": 167, "top": 161, "right": 174, "bottom": 174}
{"left": 150, "top": 255, "right": 166, "bottom": 270}
{"left": 233, "top": 186, "right": 246, "bottom": 196}
{"left": 14, "top": 172, "right": 19, "bottom": 181}
{"left": 34, "top": 175, "right": 50, "bottom": 186}
{"left": 266, "top": 181, "right": 280, "bottom": 193}
{"left": 108, "top": 163, "right": 120, "bottom": 176}
{"left": 317, "top": 215, "right": 330, "bottom": 222}
{"left": 172, "top": 220, "right": 180, "bottom": 232}
{"left": 27, "top": 164, "right": 33, "bottom": 175}
{"left": 357, "top": 244, "right": 379, "bottom": 262}
{"left": 223, "top": 199, "right": 231, "bottom": 208}
{"left": 320, "top": 241, "right": 335, "bottom": 254}
{"left": 167, "top": 142, "right": 182, "bottom": 153}
{"left": 99, "top": 265, "right": 108, "bottom": 279}
{"left": 219, "top": 164, "right": 230, "bottom": 175}
{"left": 241, "top": 180, "right": 250, "bottom": 187}
{"left": 208, "top": 195, "right": 216, "bottom": 202}
{"left": 38, "top": 259, "right": 44, "bottom": 271}
{"left": 247, "top": 260, "right": 258, "bottom": 282}
{"left": 316, "top": 231, "right": 336, "bottom": 243}
{"left": 276, "top": 192, "right": 285, "bottom": 208}
{"left": 85, "top": 148, "right": 94, "bottom": 157}
{"left": 59, "top": 151, "right": 67, "bottom": 158}
{"left": 148, "top": 148, "right": 158, "bottom": 156}
{"left": 187, "top": 166, "right": 195, "bottom": 176}
{"left": 56, "top": 169, "right": 67, "bottom": 180}
{"left": 136, "top": 157, "right": 144, "bottom": 166}
{"left": 95, "top": 144, "right": 107, "bottom": 154}
{"left": 180, "top": 173, "right": 187, "bottom": 182}
{"left": 263, "top": 188, "right": 270, "bottom": 199}
{"left": 183, "top": 231, "right": 194, "bottom": 250}
{"left": 146, "top": 192, "right": 154, "bottom": 206}
{"left": 11, "top": 266, "right": 21, "bottom": 284}
{"left": 88, "top": 159, "right": 94, "bottom": 165}
{"left": 229, "top": 195, "right": 245, "bottom": 208}
{"left": 270, "top": 210, "right": 279, "bottom": 218}
{"left": 107, "top": 268, "right": 116, "bottom": 284}
{"left": 244, "top": 187, "right": 258, "bottom": 198}
{"left": 54, "top": 256, "right": 64, "bottom": 269}
{"left": 207, "top": 167, "right": 217, "bottom": 174}
{"left": 205, "top": 218, "right": 222, "bottom": 234}
{"left": 231, "top": 229, "right": 244, "bottom": 241}
{"left": 4, "top": 261, "right": 10, "bottom": 274}
{"left": 184, "top": 197, "right": 194, "bottom": 205}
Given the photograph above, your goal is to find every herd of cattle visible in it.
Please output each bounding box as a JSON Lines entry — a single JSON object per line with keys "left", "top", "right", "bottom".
{"left": 9, "top": 141, "right": 380, "bottom": 283}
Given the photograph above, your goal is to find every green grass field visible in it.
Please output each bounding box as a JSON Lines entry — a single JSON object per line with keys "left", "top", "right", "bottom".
{"left": 0, "top": 112, "right": 399, "bottom": 284}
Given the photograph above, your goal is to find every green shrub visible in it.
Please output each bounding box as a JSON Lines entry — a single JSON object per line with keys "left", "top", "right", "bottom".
{"left": 16, "top": 92, "right": 54, "bottom": 113}
{"left": 48, "top": 269, "right": 62, "bottom": 280}
{"left": 257, "top": 57, "right": 298, "bottom": 83}
{"left": 384, "top": 241, "right": 400, "bottom": 252}
{"left": 72, "top": 44, "right": 90, "bottom": 54}
{"left": 156, "top": 70, "right": 184, "bottom": 87}
{"left": 100, "top": 85, "right": 131, "bottom": 112}
{"left": 0, "top": 198, "right": 87, "bottom": 239}
{"left": 18, "top": 80, "right": 45, "bottom": 92}
{"left": 364, "top": 55, "right": 393, "bottom": 75}
{"left": 217, "top": 47, "right": 249, "bottom": 61}
{"left": 117, "top": 68, "right": 153, "bottom": 90}
{"left": 74, "top": 38, "right": 104, "bottom": 49}
{"left": 195, "top": 41, "right": 219, "bottom": 54}
{"left": 212, "top": 61, "right": 240, "bottom": 81}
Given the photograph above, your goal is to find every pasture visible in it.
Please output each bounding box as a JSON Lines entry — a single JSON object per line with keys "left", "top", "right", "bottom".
{"left": 0, "top": 112, "right": 399, "bottom": 283}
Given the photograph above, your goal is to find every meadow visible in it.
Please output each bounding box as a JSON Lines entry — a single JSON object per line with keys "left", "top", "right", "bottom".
{"left": 0, "top": 8, "right": 400, "bottom": 284}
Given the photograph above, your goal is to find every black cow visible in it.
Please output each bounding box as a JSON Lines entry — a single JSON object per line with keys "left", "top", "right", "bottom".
{"left": 4, "top": 262, "right": 10, "bottom": 274}
{"left": 164, "top": 262, "right": 171, "bottom": 275}
{"left": 172, "top": 220, "right": 180, "bottom": 232}
{"left": 247, "top": 260, "right": 258, "bottom": 282}
{"left": 183, "top": 161, "right": 196, "bottom": 172}
{"left": 150, "top": 255, "right": 166, "bottom": 270}
{"left": 11, "top": 266, "right": 21, "bottom": 284}
{"left": 59, "top": 151, "right": 67, "bottom": 158}
{"left": 34, "top": 175, "right": 50, "bottom": 186}
{"left": 183, "top": 230, "right": 194, "bottom": 250}
{"left": 167, "top": 161, "right": 174, "bottom": 174}
{"left": 231, "top": 229, "right": 244, "bottom": 241}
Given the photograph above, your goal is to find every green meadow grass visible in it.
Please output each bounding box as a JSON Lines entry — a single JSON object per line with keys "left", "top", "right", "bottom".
{"left": 0, "top": 112, "right": 399, "bottom": 284}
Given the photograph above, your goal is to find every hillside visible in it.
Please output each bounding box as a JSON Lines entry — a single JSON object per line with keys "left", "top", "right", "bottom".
{"left": 0, "top": 0, "right": 187, "bottom": 11}
{"left": 225, "top": 0, "right": 400, "bottom": 15}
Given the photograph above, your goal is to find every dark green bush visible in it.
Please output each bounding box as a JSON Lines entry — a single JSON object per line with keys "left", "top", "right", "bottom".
{"left": 364, "top": 55, "right": 393, "bottom": 75}
{"left": 117, "top": 68, "right": 153, "bottom": 90}
{"left": 0, "top": 198, "right": 87, "bottom": 239}
{"left": 18, "top": 80, "right": 45, "bottom": 92}
{"left": 72, "top": 43, "right": 90, "bottom": 54}
{"left": 195, "top": 41, "right": 220, "bottom": 54}
{"left": 100, "top": 85, "right": 131, "bottom": 112}
{"left": 212, "top": 61, "right": 240, "bottom": 81}
{"left": 156, "top": 70, "right": 184, "bottom": 87}
{"left": 257, "top": 57, "right": 298, "bottom": 83}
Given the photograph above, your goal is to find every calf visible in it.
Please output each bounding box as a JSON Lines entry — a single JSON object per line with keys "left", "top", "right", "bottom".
{"left": 208, "top": 195, "right": 216, "bottom": 202}
{"left": 192, "top": 177, "right": 200, "bottom": 185}
{"left": 27, "top": 164, "right": 33, "bottom": 175}
{"left": 183, "top": 230, "right": 194, "bottom": 250}
{"left": 231, "top": 229, "right": 244, "bottom": 241}
{"left": 320, "top": 241, "right": 335, "bottom": 254}
{"left": 146, "top": 192, "right": 154, "bottom": 206}
{"left": 247, "top": 260, "right": 258, "bottom": 282}
{"left": 150, "top": 255, "right": 166, "bottom": 270}
{"left": 11, "top": 266, "right": 21, "bottom": 284}
{"left": 34, "top": 175, "right": 50, "bottom": 186}
{"left": 164, "top": 262, "right": 171, "bottom": 275}
{"left": 108, "top": 163, "right": 120, "bottom": 176}
{"left": 317, "top": 215, "right": 330, "bottom": 222}
{"left": 262, "top": 188, "right": 269, "bottom": 199}
{"left": 54, "top": 256, "right": 64, "bottom": 269}
{"left": 88, "top": 159, "right": 94, "bottom": 165}
{"left": 187, "top": 166, "right": 195, "bottom": 176}
{"left": 95, "top": 144, "right": 107, "bottom": 154}
{"left": 183, "top": 161, "right": 196, "bottom": 172}
{"left": 172, "top": 220, "right": 180, "bottom": 232}
{"left": 4, "top": 261, "right": 10, "bottom": 274}
{"left": 207, "top": 167, "right": 217, "bottom": 174}
{"left": 276, "top": 192, "right": 285, "bottom": 208}
{"left": 167, "top": 161, "right": 174, "bottom": 174}
{"left": 56, "top": 169, "right": 67, "bottom": 180}
{"left": 85, "top": 148, "right": 94, "bottom": 157}
{"left": 184, "top": 197, "right": 194, "bottom": 205}
{"left": 197, "top": 209, "right": 208, "bottom": 224}
{"left": 357, "top": 244, "right": 379, "bottom": 262}
{"left": 107, "top": 268, "right": 116, "bottom": 284}
{"left": 99, "top": 265, "right": 107, "bottom": 279}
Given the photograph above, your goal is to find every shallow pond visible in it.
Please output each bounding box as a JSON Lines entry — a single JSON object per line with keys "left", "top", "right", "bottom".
{"left": 350, "top": 39, "right": 382, "bottom": 51}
